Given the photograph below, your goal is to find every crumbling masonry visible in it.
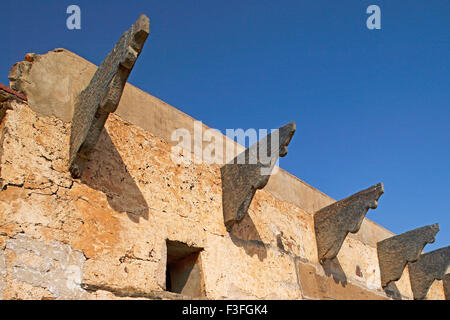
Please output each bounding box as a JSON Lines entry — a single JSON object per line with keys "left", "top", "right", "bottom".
{"left": 0, "top": 15, "right": 448, "bottom": 300}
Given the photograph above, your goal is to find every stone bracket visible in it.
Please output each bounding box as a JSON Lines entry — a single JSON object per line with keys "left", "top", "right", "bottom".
{"left": 377, "top": 224, "right": 439, "bottom": 287}
{"left": 408, "top": 246, "right": 450, "bottom": 300}
{"left": 220, "top": 122, "right": 296, "bottom": 231}
{"left": 69, "top": 14, "right": 150, "bottom": 178}
{"left": 314, "top": 183, "right": 384, "bottom": 263}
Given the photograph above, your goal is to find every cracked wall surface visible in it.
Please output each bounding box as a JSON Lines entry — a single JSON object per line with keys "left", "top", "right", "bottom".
{"left": 4, "top": 233, "right": 86, "bottom": 299}
{"left": 0, "top": 50, "right": 446, "bottom": 300}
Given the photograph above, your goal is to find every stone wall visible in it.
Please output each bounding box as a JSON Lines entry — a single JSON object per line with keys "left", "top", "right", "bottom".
{"left": 0, "top": 50, "right": 446, "bottom": 300}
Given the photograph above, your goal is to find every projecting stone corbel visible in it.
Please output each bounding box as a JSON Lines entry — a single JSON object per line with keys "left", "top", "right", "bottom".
{"left": 221, "top": 122, "right": 296, "bottom": 231}
{"left": 69, "top": 14, "right": 150, "bottom": 178}
{"left": 314, "top": 183, "right": 384, "bottom": 263}
{"left": 377, "top": 224, "right": 439, "bottom": 288}
{"left": 408, "top": 246, "right": 450, "bottom": 300}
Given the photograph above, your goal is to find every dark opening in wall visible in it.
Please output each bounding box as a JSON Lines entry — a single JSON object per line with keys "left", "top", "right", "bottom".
{"left": 165, "top": 240, "right": 205, "bottom": 298}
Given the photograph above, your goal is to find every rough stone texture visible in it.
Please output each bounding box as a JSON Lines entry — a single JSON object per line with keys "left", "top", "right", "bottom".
{"left": 0, "top": 101, "right": 304, "bottom": 299}
{"left": 444, "top": 273, "right": 450, "bottom": 300}
{"left": 8, "top": 49, "right": 91, "bottom": 122}
{"left": 7, "top": 48, "right": 337, "bottom": 215}
{"left": 0, "top": 83, "right": 27, "bottom": 102}
{"left": 1, "top": 84, "right": 26, "bottom": 124}
{"left": 296, "top": 260, "right": 387, "bottom": 300}
{"left": 0, "top": 100, "right": 424, "bottom": 300}
{"left": 423, "top": 278, "right": 446, "bottom": 300}
{"left": 220, "top": 122, "right": 296, "bottom": 230}
{"left": 0, "top": 101, "right": 11, "bottom": 126}
{"left": 69, "top": 14, "right": 149, "bottom": 178}
{"left": 377, "top": 224, "right": 439, "bottom": 287}
{"left": 314, "top": 183, "right": 384, "bottom": 263}
{"left": 1, "top": 50, "right": 446, "bottom": 300}
{"left": 7, "top": 48, "right": 399, "bottom": 251}
{"left": 408, "top": 246, "right": 450, "bottom": 300}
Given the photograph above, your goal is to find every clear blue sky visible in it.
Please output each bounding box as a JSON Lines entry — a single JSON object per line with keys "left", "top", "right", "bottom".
{"left": 2, "top": 1, "right": 449, "bottom": 251}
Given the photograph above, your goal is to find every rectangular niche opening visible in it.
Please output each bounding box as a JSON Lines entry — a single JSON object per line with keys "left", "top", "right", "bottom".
{"left": 165, "top": 240, "right": 205, "bottom": 298}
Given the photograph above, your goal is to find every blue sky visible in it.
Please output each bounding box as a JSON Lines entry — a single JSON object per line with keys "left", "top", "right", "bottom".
{"left": 2, "top": 1, "right": 449, "bottom": 251}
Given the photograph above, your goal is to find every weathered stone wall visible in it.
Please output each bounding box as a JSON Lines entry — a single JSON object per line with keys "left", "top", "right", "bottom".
{"left": 0, "top": 50, "right": 446, "bottom": 300}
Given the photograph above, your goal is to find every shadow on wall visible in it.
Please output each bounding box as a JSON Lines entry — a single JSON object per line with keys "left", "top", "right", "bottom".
{"left": 228, "top": 212, "right": 267, "bottom": 261}
{"left": 321, "top": 258, "right": 348, "bottom": 286}
{"left": 80, "top": 128, "right": 149, "bottom": 223}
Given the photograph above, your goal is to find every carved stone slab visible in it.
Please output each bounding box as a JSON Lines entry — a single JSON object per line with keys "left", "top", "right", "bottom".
{"left": 444, "top": 273, "right": 450, "bottom": 300}
{"left": 221, "top": 122, "right": 296, "bottom": 230}
{"left": 377, "top": 224, "right": 439, "bottom": 287}
{"left": 69, "top": 14, "right": 150, "bottom": 178}
{"left": 314, "top": 183, "right": 384, "bottom": 263}
{"left": 408, "top": 246, "right": 450, "bottom": 300}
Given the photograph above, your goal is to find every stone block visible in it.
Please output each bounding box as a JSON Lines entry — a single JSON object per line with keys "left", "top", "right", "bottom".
{"left": 69, "top": 14, "right": 150, "bottom": 178}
